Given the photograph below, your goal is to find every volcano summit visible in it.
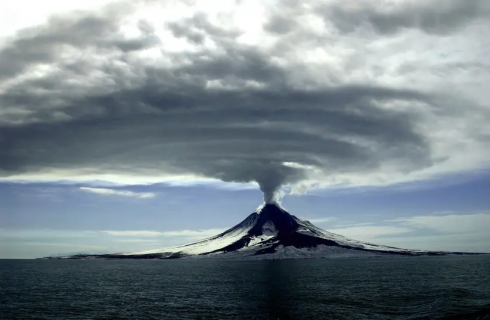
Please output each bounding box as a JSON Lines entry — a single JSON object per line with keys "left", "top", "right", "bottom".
{"left": 53, "top": 203, "right": 475, "bottom": 260}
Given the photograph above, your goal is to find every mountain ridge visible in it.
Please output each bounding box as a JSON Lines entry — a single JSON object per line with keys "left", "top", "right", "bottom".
{"left": 45, "top": 203, "right": 482, "bottom": 260}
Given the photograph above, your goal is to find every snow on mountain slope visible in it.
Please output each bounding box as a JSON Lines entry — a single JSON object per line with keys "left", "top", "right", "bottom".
{"left": 184, "top": 244, "right": 381, "bottom": 260}
{"left": 126, "top": 212, "right": 260, "bottom": 256}
{"left": 52, "top": 203, "right": 471, "bottom": 260}
{"left": 293, "top": 217, "right": 422, "bottom": 253}
{"left": 120, "top": 203, "right": 431, "bottom": 259}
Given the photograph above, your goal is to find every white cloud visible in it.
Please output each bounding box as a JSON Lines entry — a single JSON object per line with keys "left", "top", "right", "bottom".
{"left": 80, "top": 187, "right": 155, "bottom": 199}
{"left": 302, "top": 217, "right": 335, "bottom": 224}
{"left": 115, "top": 239, "right": 161, "bottom": 243}
{"left": 328, "top": 225, "right": 413, "bottom": 239}
{"left": 391, "top": 212, "right": 490, "bottom": 234}
{"left": 0, "top": 0, "right": 117, "bottom": 38}
{"left": 373, "top": 232, "right": 490, "bottom": 253}
{"left": 102, "top": 229, "right": 225, "bottom": 238}
{"left": 157, "top": 229, "right": 226, "bottom": 238}
{"left": 0, "top": 172, "right": 257, "bottom": 191}
{"left": 0, "top": 228, "right": 226, "bottom": 258}
{"left": 102, "top": 230, "right": 163, "bottom": 237}
{"left": 324, "top": 212, "right": 490, "bottom": 252}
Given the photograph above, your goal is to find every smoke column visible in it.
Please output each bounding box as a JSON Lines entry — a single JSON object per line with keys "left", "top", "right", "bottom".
{"left": 255, "top": 165, "right": 303, "bottom": 204}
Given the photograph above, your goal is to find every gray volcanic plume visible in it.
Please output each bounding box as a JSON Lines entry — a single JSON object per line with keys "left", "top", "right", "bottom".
{"left": 255, "top": 164, "right": 304, "bottom": 204}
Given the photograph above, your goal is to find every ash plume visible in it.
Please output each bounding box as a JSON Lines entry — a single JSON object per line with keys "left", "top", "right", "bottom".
{"left": 254, "top": 165, "right": 302, "bottom": 204}
{"left": 0, "top": 0, "right": 489, "bottom": 194}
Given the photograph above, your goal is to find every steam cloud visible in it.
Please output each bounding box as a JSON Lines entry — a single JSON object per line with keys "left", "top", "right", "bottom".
{"left": 255, "top": 165, "right": 302, "bottom": 204}
{"left": 0, "top": 0, "right": 489, "bottom": 199}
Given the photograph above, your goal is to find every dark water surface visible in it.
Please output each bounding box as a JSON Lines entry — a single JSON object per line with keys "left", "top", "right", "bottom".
{"left": 1, "top": 256, "right": 490, "bottom": 319}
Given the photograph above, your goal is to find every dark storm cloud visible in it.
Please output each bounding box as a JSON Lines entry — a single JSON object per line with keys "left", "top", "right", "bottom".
{"left": 0, "top": 17, "right": 111, "bottom": 80}
{"left": 111, "top": 35, "right": 160, "bottom": 52}
{"left": 318, "top": 0, "right": 490, "bottom": 35}
{"left": 0, "top": 3, "right": 158, "bottom": 80}
{"left": 1, "top": 1, "right": 486, "bottom": 201}
{"left": 0, "top": 62, "right": 432, "bottom": 201}
{"left": 264, "top": 16, "right": 297, "bottom": 35}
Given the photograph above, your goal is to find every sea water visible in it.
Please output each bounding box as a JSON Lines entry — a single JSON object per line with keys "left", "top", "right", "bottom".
{"left": 1, "top": 255, "right": 490, "bottom": 319}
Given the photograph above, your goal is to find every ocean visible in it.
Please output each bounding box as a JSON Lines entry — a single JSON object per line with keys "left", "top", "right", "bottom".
{"left": 1, "top": 255, "right": 489, "bottom": 319}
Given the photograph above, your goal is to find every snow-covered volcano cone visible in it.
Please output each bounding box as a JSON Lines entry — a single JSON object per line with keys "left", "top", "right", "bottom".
{"left": 50, "top": 202, "right": 477, "bottom": 260}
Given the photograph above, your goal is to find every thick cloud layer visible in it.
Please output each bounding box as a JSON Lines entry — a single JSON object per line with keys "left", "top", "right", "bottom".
{"left": 0, "top": 0, "right": 489, "bottom": 201}
{"left": 319, "top": 0, "right": 490, "bottom": 35}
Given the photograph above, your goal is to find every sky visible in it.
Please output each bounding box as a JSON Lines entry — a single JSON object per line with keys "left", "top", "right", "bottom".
{"left": 1, "top": 0, "right": 489, "bottom": 258}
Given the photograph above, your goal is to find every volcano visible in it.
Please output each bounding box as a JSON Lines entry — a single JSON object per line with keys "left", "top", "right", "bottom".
{"left": 55, "top": 203, "right": 474, "bottom": 260}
